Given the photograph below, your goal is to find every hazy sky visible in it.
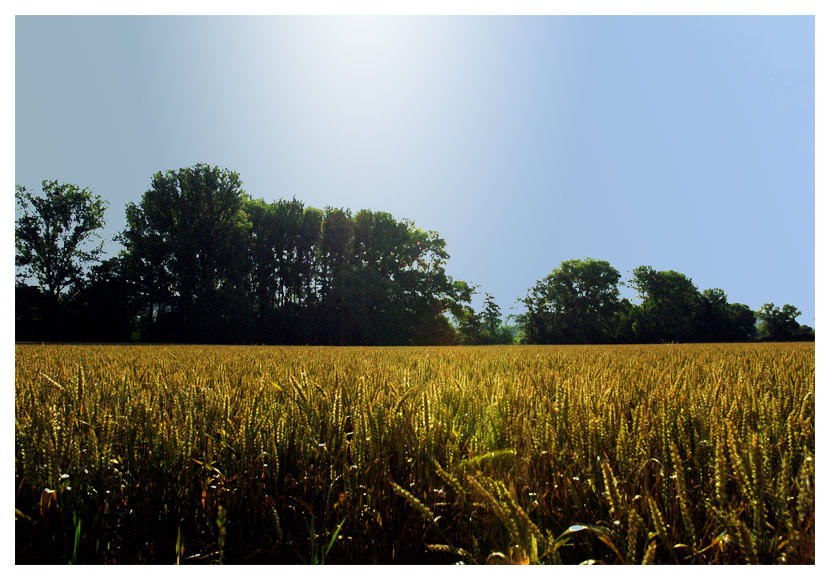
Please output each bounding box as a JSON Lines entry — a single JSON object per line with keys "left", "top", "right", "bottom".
{"left": 15, "top": 15, "right": 815, "bottom": 325}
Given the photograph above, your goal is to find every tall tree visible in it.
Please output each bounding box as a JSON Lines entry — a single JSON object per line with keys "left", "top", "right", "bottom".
{"left": 313, "top": 209, "right": 468, "bottom": 345}
{"left": 481, "top": 293, "right": 503, "bottom": 337}
{"left": 727, "top": 302, "right": 759, "bottom": 342}
{"left": 756, "top": 303, "right": 803, "bottom": 341}
{"left": 120, "top": 164, "right": 251, "bottom": 342}
{"left": 15, "top": 180, "right": 108, "bottom": 300}
{"left": 629, "top": 266, "right": 701, "bottom": 343}
{"left": 697, "top": 288, "right": 730, "bottom": 340}
{"left": 697, "top": 288, "right": 757, "bottom": 342}
{"left": 456, "top": 292, "right": 513, "bottom": 345}
{"left": 119, "top": 196, "right": 175, "bottom": 339}
{"left": 520, "top": 258, "right": 626, "bottom": 344}
{"left": 318, "top": 207, "right": 354, "bottom": 300}
{"left": 297, "top": 207, "right": 324, "bottom": 307}
{"left": 243, "top": 198, "right": 280, "bottom": 340}
{"left": 243, "top": 197, "right": 320, "bottom": 343}
{"left": 315, "top": 207, "right": 355, "bottom": 343}
{"left": 394, "top": 225, "right": 465, "bottom": 345}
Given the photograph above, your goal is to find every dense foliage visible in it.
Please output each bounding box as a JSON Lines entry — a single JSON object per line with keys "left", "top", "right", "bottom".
{"left": 519, "top": 259, "right": 628, "bottom": 344}
{"left": 15, "top": 181, "right": 108, "bottom": 301}
{"left": 16, "top": 166, "right": 470, "bottom": 345}
{"left": 15, "top": 343, "right": 814, "bottom": 564}
{"left": 15, "top": 166, "right": 813, "bottom": 345}
{"left": 518, "top": 259, "right": 812, "bottom": 345}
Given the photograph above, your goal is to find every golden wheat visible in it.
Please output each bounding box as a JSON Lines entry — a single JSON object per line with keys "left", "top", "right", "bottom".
{"left": 14, "top": 343, "right": 814, "bottom": 564}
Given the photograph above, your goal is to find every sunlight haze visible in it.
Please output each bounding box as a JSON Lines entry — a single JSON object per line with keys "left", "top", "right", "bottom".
{"left": 15, "top": 15, "right": 815, "bottom": 324}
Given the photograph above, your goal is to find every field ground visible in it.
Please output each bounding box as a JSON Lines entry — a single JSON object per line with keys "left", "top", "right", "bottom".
{"left": 14, "top": 343, "right": 814, "bottom": 564}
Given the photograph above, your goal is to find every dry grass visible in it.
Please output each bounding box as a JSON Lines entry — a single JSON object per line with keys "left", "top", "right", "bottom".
{"left": 14, "top": 343, "right": 814, "bottom": 564}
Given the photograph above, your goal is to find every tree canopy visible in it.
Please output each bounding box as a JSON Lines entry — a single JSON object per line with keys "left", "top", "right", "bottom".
{"left": 120, "top": 164, "right": 251, "bottom": 342}
{"left": 15, "top": 165, "right": 814, "bottom": 345}
{"left": 454, "top": 292, "right": 514, "bottom": 345}
{"left": 111, "top": 164, "right": 470, "bottom": 345}
{"left": 756, "top": 303, "right": 813, "bottom": 342}
{"left": 15, "top": 180, "right": 108, "bottom": 300}
{"left": 519, "top": 258, "right": 628, "bottom": 344}
{"left": 518, "top": 259, "right": 811, "bottom": 344}
{"left": 15, "top": 180, "right": 109, "bottom": 341}
{"left": 629, "top": 265, "right": 701, "bottom": 343}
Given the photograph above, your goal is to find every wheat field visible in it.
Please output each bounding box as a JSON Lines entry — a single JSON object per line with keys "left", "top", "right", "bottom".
{"left": 14, "top": 343, "right": 814, "bottom": 564}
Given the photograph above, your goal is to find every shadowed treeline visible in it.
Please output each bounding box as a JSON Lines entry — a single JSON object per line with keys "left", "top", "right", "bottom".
{"left": 15, "top": 164, "right": 814, "bottom": 345}
{"left": 16, "top": 165, "right": 471, "bottom": 345}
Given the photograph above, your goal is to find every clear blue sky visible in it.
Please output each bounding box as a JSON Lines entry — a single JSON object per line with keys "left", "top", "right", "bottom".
{"left": 15, "top": 15, "right": 815, "bottom": 325}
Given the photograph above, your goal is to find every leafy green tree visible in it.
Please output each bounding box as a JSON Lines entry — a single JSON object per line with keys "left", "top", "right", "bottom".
{"left": 292, "top": 206, "right": 469, "bottom": 345}
{"left": 119, "top": 195, "right": 174, "bottom": 339}
{"left": 352, "top": 210, "right": 411, "bottom": 276}
{"left": 452, "top": 283, "right": 484, "bottom": 345}
{"left": 796, "top": 324, "right": 815, "bottom": 341}
{"left": 726, "top": 302, "right": 758, "bottom": 342}
{"left": 333, "top": 210, "right": 411, "bottom": 345}
{"left": 394, "top": 226, "right": 467, "bottom": 345}
{"left": 318, "top": 207, "right": 354, "bottom": 300}
{"left": 297, "top": 207, "right": 324, "bottom": 307}
{"left": 457, "top": 293, "right": 513, "bottom": 345}
{"left": 315, "top": 207, "right": 355, "bottom": 343}
{"left": 245, "top": 199, "right": 278, "bottom": 311}
{"left": 629, "top": 266, "right": 701, "bottom": 343}
{"left": 520, "top": 258, "right": 626, "bottom": 344}
{"left": 15, "top": 180, "right": 108, "bottom": 301}
{"left": 698, "top": 288, "right": 729, "bottom": 335}
{"left": 481, "top": 293, "right": 502, "bottom": 336}
{"left": 455, "top": 306, "right": 483, "bottom": 344}
{"left": 272, "top": 198, "right": 307, "bottom": 308}
{"left": 120, "top": 164, "right": 252, "bottom": 342}
{"left": 338, "top": 211, "right": 468, "bottom": 345}
{"left": 696, "top": 288, "right": 757, "bottom": 342}
{"left": 756, "top": 303, "right": 804, "bottom": 341}
{"left": 243, "top": 198, "right": 281, "bottom": 341}
{"left": 244, "top": 197, "right": 320, "bottom": 343}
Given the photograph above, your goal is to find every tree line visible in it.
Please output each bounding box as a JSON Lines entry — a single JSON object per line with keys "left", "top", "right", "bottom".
{"left": 15, "top": 164, "right": 814, "bottom": 345}
{"left": 518, "top": 259, "right": 813, "bottom": 344}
